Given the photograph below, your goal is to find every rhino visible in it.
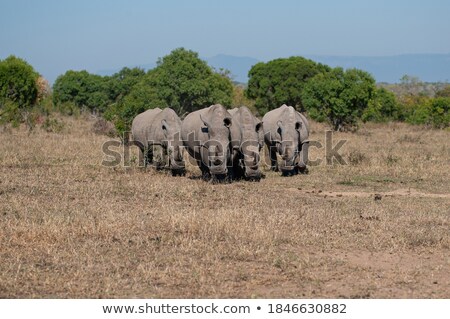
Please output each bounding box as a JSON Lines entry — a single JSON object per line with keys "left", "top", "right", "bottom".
{"left": 262, "top": 104, "right": 310, "bottom": 175}
{"left": 181, "top": 104, "right": 237, "bottom": 180}
{"left": 228, "top": 106, "right": 264, "bottom": 180}
{"left": 131, "top": 107, "right": 185, "bottom": 176}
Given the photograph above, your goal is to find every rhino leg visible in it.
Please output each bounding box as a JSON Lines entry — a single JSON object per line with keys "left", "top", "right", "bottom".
{"left": 144, "top": 147, "right": 153, "bottom": 167}
{"left": 198, "top": 160, "right": 211, "bottom": 180}
{"left": 231, "top": 153, "right": 245, "bottom": 180}
{"left": 268, "top": 144, "right": 279, "bottom": 172}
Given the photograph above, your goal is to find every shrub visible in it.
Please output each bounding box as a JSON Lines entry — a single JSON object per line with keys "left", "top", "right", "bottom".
{"left": 246, "top": 56, "right": 330, "bottom": 114}
{"left": 0, "top": 55, "right": 39, "bottom": 109}
{"left": 405, "top": 97, "right": 450, "bottom": 128}
{"left": 42, "top": 116, "right": 65, "bottom": 133}
{"left": 302, "top": 68, "right": 376, "bottom": 131}
{"left": 362, "top": 88, "right": 399, "bottom": 122}
{"left": 53, "top": 70, "right": 110, "bottom": 113}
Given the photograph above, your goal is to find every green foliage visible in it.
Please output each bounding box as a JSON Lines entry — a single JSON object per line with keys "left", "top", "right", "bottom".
{"left": 245, "top": 56, "right": 330, "bottom": 114}
{"left": 232, "top": 85, "right": 258, "bottom": 114}
{"left": 97, "top": 67, "right": 146, "bottom": 134}
{"left": 53, "top": 70, "right": 110, "bottom": 113}
{"left": 105, "top": 48, "right": 234, "bottom": 135}
{"left": 146, "top": 48, "right": 233, "bottom": 114}
{"left": 435, "top": 85, "right": 450, "bottom": 98}
{"left": 42, "top": 116, "right": 65, "bottom": 133}
{"left": 0, "top": 55, "right": 39, "bottom": 109}
{"left": 0, "top": 56, "right": 41, "bottom": 127}
{"left": 104, "top": 81, "right": 164, "bottom": 136}
{"left": 0, "top": 99, "right": 21, "bottom": 127}
{"left": 302, "top": 67, "right": 376, "bottom": 131}
{"left": 429, "top": 98, "right": 450, "bottom": 128}
{"left": 106, "top": 67, "right": 146, "bottom": 103}
{"left": 362, "top": 87, "right": 399, "bottom": 122}
{"left": 406, "top": 97, "right": 450, "bottom": 128}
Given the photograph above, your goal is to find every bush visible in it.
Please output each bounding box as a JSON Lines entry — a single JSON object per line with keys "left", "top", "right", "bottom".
{"left": 0, "top": 99, "right": 22, "bottom": 127}
{"left": 42, "top": 116, "right": 65, "bottom": 133}
{"left": 246, "top": 56, "right": 330, "bottom": 114}
{"left": 428, "top": 98, "right": 450, "bottom": 128}
{"left": 362, "top": 88, "right": 399, "bottom": 122}
{"left": 92, "top": 117, "right": 116, "bottom": 137}
{"left": 53, "top": 70, "right": 110, "bottom": 113}
{"left": 105, "top": 48, "right": 234, "bottom": 135}
{"left": 302, "top": 68, "right": 376, "bottom": 131}
{"left": 0, "top": 55, "right": 39, "bottom": 109}
{"left": 406, "top": 97, "right": 450, "bottom": 128}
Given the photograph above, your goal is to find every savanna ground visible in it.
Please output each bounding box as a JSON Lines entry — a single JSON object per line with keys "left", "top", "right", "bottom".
{"left": 0, "top": 116, "right": 449, "bottom": 298}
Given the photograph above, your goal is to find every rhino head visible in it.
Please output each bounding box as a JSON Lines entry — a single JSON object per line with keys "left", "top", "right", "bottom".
{"left": 161, "top": 119, "right": 185, "bottom": 176}
{"left": 276, "top": 119, "right": 304, "bottom": 173}
{"left": 239, "top": 121, "right": 264, "bottom": 180}
{"left": 200, "top": 112, "right": 232, "bottom": 176}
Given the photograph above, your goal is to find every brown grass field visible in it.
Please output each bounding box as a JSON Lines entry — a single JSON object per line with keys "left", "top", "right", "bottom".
{"left": 0, "top": 116, "right": 449, "bottom": 298}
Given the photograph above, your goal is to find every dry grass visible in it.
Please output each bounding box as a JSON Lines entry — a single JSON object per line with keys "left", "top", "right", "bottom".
{"left": 0, "top": 117, "right": 449, "bottom": 298}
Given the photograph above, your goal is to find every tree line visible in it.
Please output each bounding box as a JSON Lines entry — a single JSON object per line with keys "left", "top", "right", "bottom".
{"left": 1, "top": 48, "right": 449, "bottom": 133}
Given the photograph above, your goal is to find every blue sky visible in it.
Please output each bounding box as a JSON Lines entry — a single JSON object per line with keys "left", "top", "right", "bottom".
{"left": 1, "top": 0, "right": 449, "bottom": 83}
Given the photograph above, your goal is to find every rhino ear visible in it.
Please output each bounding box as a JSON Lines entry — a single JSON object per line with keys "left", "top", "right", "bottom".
{"left": 161, "top": 119, "right": 168, "bottom": 137}
{"left": 200, "top": 114, "right": 209, "bottom": 127}
{"left": 224, "top": 117, "right": 232, "bottom": 128}
{"left": 255, "top": 121, "right": 263, "bottom": 133}
{"left": 295, "top": 121, "right": 302, "bottom": 131}
{"left": 277, "top": 120, "right": 282, "bottom": 128}
{"left": 277, "top": 120, "right": 283, "bottom": 134}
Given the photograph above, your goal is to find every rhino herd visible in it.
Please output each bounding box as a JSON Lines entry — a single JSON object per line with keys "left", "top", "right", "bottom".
{"left": 131, "top": 104, "right": 310, "bottom": 181}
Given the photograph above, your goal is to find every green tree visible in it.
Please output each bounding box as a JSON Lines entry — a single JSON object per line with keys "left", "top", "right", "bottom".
{"left": 53, "top": 70, "right": 110, "bottom": 113}
{"left": 145, "top": 48, "right": 233, "bottom": 114}
{"left": 106, "top": 67, "right": 146, "bottom": 103}
{"left": 0, "top": 55, "right": 39, "bottom": 108}
{"left": 245, "top": 56, "right": 330, "bottom": 114}
{"left": 0, "top": 55, "right": 39, "bottom": 126}
{"left": 406, "top": 97, "right": 450, "bottom": 128}
{"left": 106, "top": 48, "right": 234, "bottom": 134}
{"left": 104, "top": 81, "right": 164, "bottom": 135}
{"left": 428, "top": 97, "right": 450, "bottom": 128}
{"left": 302, "top": 67, "right": 376, "bottom": 131}
{"left": 435, "top": 85, "right": 450, "bottom": 98}
{"left": 362, "top": 87, "right": 399, "bottom": 122}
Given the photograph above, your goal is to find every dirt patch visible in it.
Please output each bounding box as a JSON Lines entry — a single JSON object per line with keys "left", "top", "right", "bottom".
{"left": 290, "top": 187, "right": 450, "bottom": 199}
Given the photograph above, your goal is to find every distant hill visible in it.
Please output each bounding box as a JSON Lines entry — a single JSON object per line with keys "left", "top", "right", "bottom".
{"left": 96, "top": 53, "right": 450, "bottom": 84}
{"left": 204, "top": 54, "right": 259, "bottom": 83}
{"left": 305, "top": 53, "right": 450, "bottom": 83}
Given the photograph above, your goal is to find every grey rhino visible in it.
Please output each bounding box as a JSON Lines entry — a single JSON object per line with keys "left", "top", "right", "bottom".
{"left": 228, "top": 106, "right": 264, "bottom": 180}
{"left": 131, "top": 108, "right": 185, "bottom": 176}
{"left": 181, "top": 104, "right": 237, "bottom": 180}
{"left": 262, "top": 104, "right": 309, "bottom": 175}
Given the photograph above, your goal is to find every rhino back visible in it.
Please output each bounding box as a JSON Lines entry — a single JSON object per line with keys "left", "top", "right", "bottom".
{"left": 181, "top": 108, "right": 206, "bottom": 144}
{"left": 131, "top": 108, "right": 162, "bottom": 147}
{"left": 262, "top": 105, "right": 289, "bottom": 142}
{"left": 154, "top": 108, "right": 182, "bottom": 141}
{"left": 296, "top": 111, "right": 310, "bottom": 143}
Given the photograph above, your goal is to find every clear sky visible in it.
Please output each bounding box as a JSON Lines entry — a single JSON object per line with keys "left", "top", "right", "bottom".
{"left": 1, "top": 0, "right": 449, "bottom": 83}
